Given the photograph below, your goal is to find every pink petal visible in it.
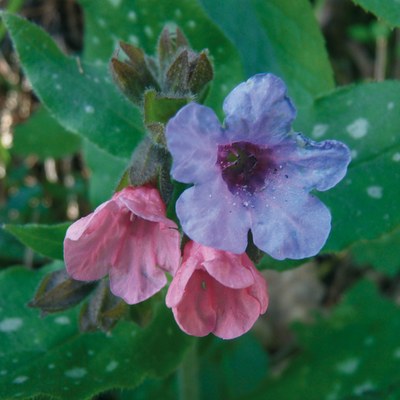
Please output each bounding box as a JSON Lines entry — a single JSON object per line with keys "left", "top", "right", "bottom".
{"left": 167, "top": 241, "right": 269, "bottom": 339}
{"left": 64, "top": 200, "right": 121, "bottom": 281}
{"left": 153, "top": 223, "right": 181, "bottom": 276}
{"left": 172, "top": 269, "right": 217, "bottom": 337}
{"left": 247, "top": 264, "right": 269, "bottom": 314}
{"left": 212, "top": 284, "right": 264, "bottom": 340}
{"left": 172, "top": 268, "right": 264, "bottom": 339}
{"left": 200, "top": 247, "right": 254, "bottom": 289}
{"left": 165, "top": 242, "right": 199, "bottom": 307}
{"left": 109, "top": 217, "right": 169, "bottom": 304}
{"left": 116, "top": 186, "right": 176, "bottom": 225}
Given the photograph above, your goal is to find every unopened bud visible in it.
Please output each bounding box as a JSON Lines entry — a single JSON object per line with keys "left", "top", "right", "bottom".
{"left": 111, "top": 42, "right": 159, "bottom": 104}
{"left": 29, "top": 269, "right": 96, "bottom": 315}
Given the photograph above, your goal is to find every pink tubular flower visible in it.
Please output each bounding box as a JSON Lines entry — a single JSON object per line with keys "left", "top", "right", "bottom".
{"left": 166, "top": 241, "right": 268, "bottom": 339}
{"left": 64, "top": 186, "right": 180, "bottom": 304}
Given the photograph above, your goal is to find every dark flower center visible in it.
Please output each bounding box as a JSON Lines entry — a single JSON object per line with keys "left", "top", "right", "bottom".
{"left": 217, "top": 141, "right": 275, "bottom": 195}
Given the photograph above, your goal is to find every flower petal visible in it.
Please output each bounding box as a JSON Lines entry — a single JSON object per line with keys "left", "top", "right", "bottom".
{"left": 202, "top": 253, "right": 254, "bottom": 289}
{"left": 64, "top": 200, "right": 120, "bottom": 281}
{"left": 212, "top": 284, "right": 264, "bottom": 339}
{"left": 165, "top": 253, "right": 197, "bottom": 308}
{"left": 109, "top": 218, "right": 168, "bottom": 304}
{"left": 271, "top": 134, "right": 351, "bottom": 191}
{"left": 171, "top": 269, "right": 217, "bottom": 337}
{"left": 153, "top": 223, "right": 181, "bottom": 276}
{"left": 116, "top": 186, "right": 175, "bottom": 225}
{"left": 251, "top": 188, "right": 331, "bottom": 260}
{"left": 176, "top": 177, "right": 251, "bottom": 253}
{"left": 166, "top": 103, "right": 224, "bottom": 184}
{"left": 223, "top": 74, "right": 296, "bottom": 145}
{"left": 247, "top": 264, "right": 269, "bottom": 314}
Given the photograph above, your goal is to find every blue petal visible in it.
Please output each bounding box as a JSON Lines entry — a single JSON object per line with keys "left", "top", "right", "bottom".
{"left": 250, "top": 187, "right": 331, "bottom": 260}
{"left": 223, "top": 74, "right": 296, "bottom": 145}
{"left": 176, "top": 176, "right": 251, "bottom": 253}
{"left": 166, "top": 103, "right": 224, "bottom": 184}
{"left": 271, "top": 134, "right": 351, "bottom": 191}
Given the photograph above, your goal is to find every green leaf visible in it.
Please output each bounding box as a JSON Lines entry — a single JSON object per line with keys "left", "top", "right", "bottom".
{"left": 350, "top": 227, "right": 400, "bottom": 276}
{"left": 83, "top": 140, "right": 128, "bottom": 207}
{"left": 352, "top": 0, "right": 400, "bottom": 28}
{"left": 3, "top": 222, "right": 70, "bottom": 260}
{"left": 0, "top": 264, "right": 192, "bottom": 399}
{"left": 249, "top": 281, "right": 400, "bottom": 399}
{"left": 199, "top": 0, "right": 334, "bottom": 105}
{"left": 296, "top": 81, "right": 400, "bottom": 252}
{"left": 12, "top": 107, "right": 81, "bottom": 160}
{"left": 1, "top": 12, "right": 144, "bottom": 159}
{"left": 77, "top": 0, "right": 244, "bottom": 114}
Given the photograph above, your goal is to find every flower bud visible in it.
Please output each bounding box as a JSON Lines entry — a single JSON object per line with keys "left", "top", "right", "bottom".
{"left": 110, "top": 42, "right": 159, "bottom": 105}
{"left": 29, "top": 269, "right": 96, "bottom": 315}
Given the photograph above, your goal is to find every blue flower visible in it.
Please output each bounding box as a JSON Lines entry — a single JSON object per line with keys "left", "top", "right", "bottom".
{"left": 165, "top": 74, "right": 351, "bottom": 260}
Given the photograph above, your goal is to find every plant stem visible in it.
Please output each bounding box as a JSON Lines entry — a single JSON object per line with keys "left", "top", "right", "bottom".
{"left": 178, "top": 341, "right": 199, "bottom": 400}
{"left": 374, "top": 35, "right": 387, "bottom": 81}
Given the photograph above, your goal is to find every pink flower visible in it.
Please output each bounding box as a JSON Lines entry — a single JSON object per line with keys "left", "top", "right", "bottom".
{"left": 64, "top": 186, "right": 180, "bottom": 304}
{"left": 166, "top": 241, "right": 268, "bottom": 339}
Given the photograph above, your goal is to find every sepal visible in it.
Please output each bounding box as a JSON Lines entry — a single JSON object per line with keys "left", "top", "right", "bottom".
{"left": 29, "top": 268, "right": 96, "bottom": 315}
{"left": 110, "top": 41, "right": 159, "bottom": 104}
{"left": 79, "top": 279, "right": 128, "bottom": 332}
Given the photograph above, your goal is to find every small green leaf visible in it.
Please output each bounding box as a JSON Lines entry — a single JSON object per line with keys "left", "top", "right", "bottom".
{"left": 1, "top": 12, "right": 144, "bottom": 159}
{"left": 3, "top": 222, "right": 70, "bottom": 260}
{"left": 0, "top": 264, "right": 193, "bottom": 400}
{"left": 352, "top": 0, "right": 400, "bottom": 28}
{"left": 199, "top": 0, "right": 334, "bottom": 105}
{"left": 12, "top": 108, "right": 81, "bottom": 160}
{"left": 249, "top": 281, "right": 400, "bottom": 399}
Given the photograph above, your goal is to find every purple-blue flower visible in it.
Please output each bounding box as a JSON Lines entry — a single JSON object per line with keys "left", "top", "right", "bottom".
{"left": 165, "top": 74, "right": 351, "bottom": 260}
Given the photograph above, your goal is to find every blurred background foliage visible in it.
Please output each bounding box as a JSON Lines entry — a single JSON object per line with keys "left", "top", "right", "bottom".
{"left": 1, "top": 0, "right": 400, "bottom": 399}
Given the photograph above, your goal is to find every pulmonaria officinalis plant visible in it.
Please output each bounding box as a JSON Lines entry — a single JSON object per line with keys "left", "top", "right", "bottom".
{"left": 4, "top": 3, "right": 400, "bottom": 398}
{"left": 39, "top": 26, "right": 350, "bottom": 340}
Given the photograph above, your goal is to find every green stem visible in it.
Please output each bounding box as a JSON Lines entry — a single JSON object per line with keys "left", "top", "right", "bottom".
{"left": 178, "top": 341, "right": 199, "bottom": 400}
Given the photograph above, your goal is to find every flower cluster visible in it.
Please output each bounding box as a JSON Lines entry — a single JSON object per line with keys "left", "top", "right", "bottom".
{"left": 64, "top": 73, "right": 350, "bottom": 339}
